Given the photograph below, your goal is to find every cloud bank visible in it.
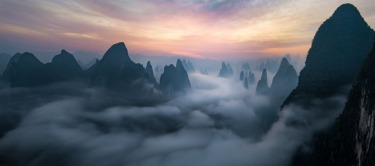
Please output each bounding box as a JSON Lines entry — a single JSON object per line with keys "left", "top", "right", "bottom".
{"left": 0, "top": 73, "right": 347, "bottom": 166}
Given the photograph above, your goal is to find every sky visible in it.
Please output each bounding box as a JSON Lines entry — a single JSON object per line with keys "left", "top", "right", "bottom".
{"left": 0, "top": 0, "right": 374, "bottom": 60}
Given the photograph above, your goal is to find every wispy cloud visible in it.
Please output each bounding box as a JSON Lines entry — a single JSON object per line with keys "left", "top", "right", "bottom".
{"left": 0, "top": 0, "right": 374, "bottom": 59}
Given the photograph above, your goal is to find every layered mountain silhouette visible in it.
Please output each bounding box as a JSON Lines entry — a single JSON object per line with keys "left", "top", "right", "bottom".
{"left": 256, "top": 69, "right": 269, "bottom": 95}
{"left": 283, "top": 3, "right": 374, "bottom": 106}
{"left": 2, "top": 50, "right": 84, "bottom": 87}
{"left": 269, "top": 57, "right": 298, "bottom": 97}
{"left": 218, "top": 62, "right": 233, "bottom": 78}
{"left": 159, "top": 59, "right": 191, "bottom": 96}
{"left": 0, "top": 42, "right": 192, "bottom": 97}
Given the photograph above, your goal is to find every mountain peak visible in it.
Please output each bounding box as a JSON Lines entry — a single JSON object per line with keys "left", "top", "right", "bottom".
{"left": 329, "top": 3, "right": 367, "bottom": 26}
{"left": 101, "top": 42, "right": 132, "bottom": 64}
{"left": 282, "top": 3, "right": 374, "bottom": 106}
{"left": 160, "top": 61, "right": 191, "bottom": 96}
{"left": 280, "top": 57, "right": 290, "bottom": 69}
{"left": 61, "top": 49, "right": 69, "bottom": 54}
{"left": 111, "top": 42, "right": 126, "bottom": 48}
{"left": 176, "top": 59, "right": 183, "bottom": 69}
{"left": 53, "top": 50, "right": 76, "bottom": 62}
{"left": 333, "top": 3, "right": 360, "bottom": 17}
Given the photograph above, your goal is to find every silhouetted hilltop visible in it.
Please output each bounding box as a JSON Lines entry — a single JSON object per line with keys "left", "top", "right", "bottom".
{"left": 283, "top": 3, "right": 374, "bottom": 106}
{"left": 256, "top": 69, "right": 269, "bottom": 95}
{"left": 160, "top": 59, "right": 191, "bottom": 96}
{"left": 1, "top": 42, "right": 160, "bottom": 91}
{"left": 270, "top": 58, "right": 298, "bottom": 97}
{"left": 90, "top": 42, "right": 151, "bottom": 87}
{"left": 45, "top": 50, "right": 82, "bottom": 82}
{"left": 3, "top": 52, "right": 45, "bottom": 87}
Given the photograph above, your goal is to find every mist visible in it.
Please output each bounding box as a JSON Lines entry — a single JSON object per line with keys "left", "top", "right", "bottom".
{"left": 0, "top": 69, "right": 347, "bottom": 166}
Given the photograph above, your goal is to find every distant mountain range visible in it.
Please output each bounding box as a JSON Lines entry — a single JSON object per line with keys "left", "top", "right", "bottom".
{"left": 0, "top": 42, "right": 191, "bottom": 97}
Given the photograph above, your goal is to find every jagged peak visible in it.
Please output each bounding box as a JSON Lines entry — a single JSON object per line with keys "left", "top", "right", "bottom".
{"left": 147, "top": 61, "right": 152, "bottom": 67}
{"left": 280, "top": 57, "right": 290, "bottom": 69}
{"left": 164, "top": 64, "right": 175, "bottom": 70}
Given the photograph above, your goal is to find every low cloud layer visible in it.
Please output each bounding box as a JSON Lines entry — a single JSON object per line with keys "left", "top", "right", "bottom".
{"left": 0, "top": 73, "right": 347, "bottom": 166}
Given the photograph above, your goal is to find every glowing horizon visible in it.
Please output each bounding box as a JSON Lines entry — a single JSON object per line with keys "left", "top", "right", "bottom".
{"left": 0, "top": 0, "right": 374, "bottom": 60}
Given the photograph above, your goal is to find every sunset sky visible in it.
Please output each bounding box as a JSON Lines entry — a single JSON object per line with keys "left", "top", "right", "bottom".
{"left": 0, "top": 0, "right": 374, "bottom": 60}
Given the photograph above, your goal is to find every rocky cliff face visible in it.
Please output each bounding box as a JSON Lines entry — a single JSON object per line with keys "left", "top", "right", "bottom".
{"left": 159, "top": 59, "right": 191, "bottom": 96}
{"left": 289, "top": 3, "right": 375, "bottom": 166}
{"left": 283, "top": 3, "right": 374, "bottom": 106}
{"left": 322, "top": 41, "right": 375, "bottom": 166}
